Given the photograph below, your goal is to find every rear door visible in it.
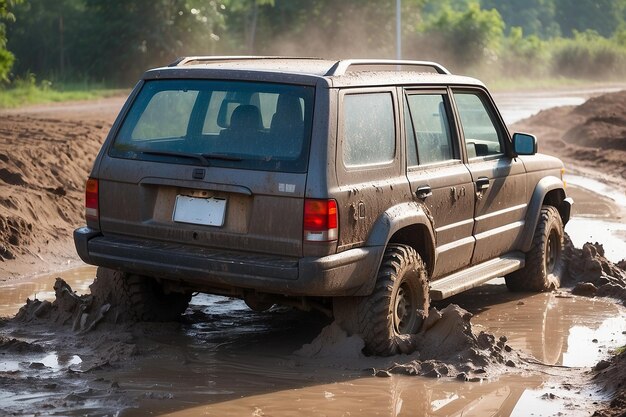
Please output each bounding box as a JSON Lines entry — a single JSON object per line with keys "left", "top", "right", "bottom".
{"left": 403, "top": 89, "right": 475, "bottom": 278}
{"left": 451, "top": 89, "right": 527, "bottom": 264}
{"left": 97, "top": 79, "right": 316, "bottom": 257}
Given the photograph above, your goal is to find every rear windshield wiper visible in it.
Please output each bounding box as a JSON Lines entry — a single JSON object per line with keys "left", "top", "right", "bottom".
{"left": 201, "top": 153, "right": 243, "bottom": 162}
{"left": 139, "top": 150, "right": 210, "bottom": 166}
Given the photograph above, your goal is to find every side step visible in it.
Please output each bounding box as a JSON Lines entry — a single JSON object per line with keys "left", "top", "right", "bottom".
{"left": 429, "top": 252, "right": 525, "bottom": 300}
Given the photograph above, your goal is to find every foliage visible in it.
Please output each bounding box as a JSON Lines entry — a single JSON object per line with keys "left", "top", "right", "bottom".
{"left": 4, "top": 0, "right": 626, "bottom": 87}
{"left": 499, "top": 27, "right": 549, "bottom": 78}
{"left": 0, "top": 0, "right": 21, "bottom": 82}
{"left": 551, "top": 30, "right": 626, "bottom": 79}
{"left": 481, "top": 0, "right": 560, "bottom": 38}
{"left": 417, "top": 3, "right": 505, "bottom": 70}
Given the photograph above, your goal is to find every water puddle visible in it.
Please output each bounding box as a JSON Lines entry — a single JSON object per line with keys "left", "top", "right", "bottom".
{"left": 0, "top": 352, "right": 82, "bottom": 373}
{"left": 453, "top": 282, "right": 626, "bottom": 367}
{"left": 562, "top": 175, "right": 626, "bottom": 263}
{"left": 155, "top": 374, "right": 550, "bottom": 417}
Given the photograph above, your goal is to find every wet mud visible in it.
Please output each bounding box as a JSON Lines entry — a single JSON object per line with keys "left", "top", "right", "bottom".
{"left": 0, "top": 243, "right": 625, "bottom": 416}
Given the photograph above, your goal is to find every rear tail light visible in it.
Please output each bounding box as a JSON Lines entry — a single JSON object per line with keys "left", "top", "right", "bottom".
{"left": 85, "top": 178, "right": 99, "bottom": 221}
{"left": 304, "top": 199, "right": 338, "bottom": 242}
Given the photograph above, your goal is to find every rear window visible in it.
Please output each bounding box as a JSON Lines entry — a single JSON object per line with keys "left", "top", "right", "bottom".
{"left": 342, "top": 92, "right": 395, "bottom": 167}
{"left": 111, "top": 80, "right": 315, "bottom": 173}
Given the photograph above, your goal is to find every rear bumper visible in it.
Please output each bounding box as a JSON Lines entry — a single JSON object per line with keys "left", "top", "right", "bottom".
{"left": 74, "top": 227, "right": 382, "bottom": 297}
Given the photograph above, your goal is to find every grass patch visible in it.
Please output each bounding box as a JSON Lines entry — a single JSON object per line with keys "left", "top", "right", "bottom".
{"left": 0, "top": 75, "right": 125, "bottom": 109}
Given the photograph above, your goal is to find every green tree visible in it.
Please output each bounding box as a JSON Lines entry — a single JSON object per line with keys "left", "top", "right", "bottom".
{"left": 7, "top": 0, "right": 85, "bottom": 81}
{"left": 81, "top": 0, "right": 225, "bottom": 84}
{"left": 418, "top": 3, "right": 505, "bottom": 69}
{"left": 0, "top": 0, "right": 22, "bottom": 82}
{"left": 481, "top": 0, "right": 560, "bottom": 38}
{"left": 555, "top": 0, "right": 622, "bottom": 37}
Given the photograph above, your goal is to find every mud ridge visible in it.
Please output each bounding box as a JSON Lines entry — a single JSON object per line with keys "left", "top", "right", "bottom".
{"left": 564, "top": 235, "right": 626, "bottom": 305}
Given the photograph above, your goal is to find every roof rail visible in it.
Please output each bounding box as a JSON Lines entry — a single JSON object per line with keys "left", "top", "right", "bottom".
{"left": 169, "top": 56, "right": 322, "bottom": 67}
{"left": 325, "top": 59, "right": 451, "bottom": 76}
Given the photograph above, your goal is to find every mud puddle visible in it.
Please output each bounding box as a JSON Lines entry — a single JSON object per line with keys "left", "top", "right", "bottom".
{"left": 1, "top": 268, "right": 624, "bottom": 416}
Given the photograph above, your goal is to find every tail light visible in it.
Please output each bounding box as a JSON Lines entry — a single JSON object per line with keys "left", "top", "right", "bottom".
{"left": 85, "top": 178, "right": 99, "bottom": 221}
{"left": 304, "top": 199, "right": 338, "bottom": 242}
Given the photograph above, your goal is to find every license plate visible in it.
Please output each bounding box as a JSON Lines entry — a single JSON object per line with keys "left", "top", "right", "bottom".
{"left": 172, "top": 195, "right": 227, "bottom": 227}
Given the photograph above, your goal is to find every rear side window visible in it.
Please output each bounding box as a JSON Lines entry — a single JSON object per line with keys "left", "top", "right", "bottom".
{"left": 112, "top": 80, "right": 315, "bottom": 173}
{"left": 343, "top": 92, "right": 395, "bottom": 167}
{"left": 405, "top": 93, "right": 454, "bottom": 165}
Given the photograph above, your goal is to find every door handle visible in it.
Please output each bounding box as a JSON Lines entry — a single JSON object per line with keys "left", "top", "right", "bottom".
{"left": 416, "top": 185, "right": 432, "bottom": 199}
{"left": 476, "top": 177, "right": 490, "bottom": 191}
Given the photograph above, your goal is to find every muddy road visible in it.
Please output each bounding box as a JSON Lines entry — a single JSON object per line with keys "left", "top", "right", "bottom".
{"left": 1, "top": 87, "right": 626, "bottom": 416}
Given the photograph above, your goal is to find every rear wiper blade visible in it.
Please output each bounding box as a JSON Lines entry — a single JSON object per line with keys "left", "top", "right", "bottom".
{"left": 201, "top": 153, "right": 243, "bottom": 162}
{"left": 139, "top": 150, "right": 210, "bottom": 166}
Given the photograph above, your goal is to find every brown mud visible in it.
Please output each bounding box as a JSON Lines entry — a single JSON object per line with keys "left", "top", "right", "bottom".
{"left": 0, "top": 241, "right": 624, "bottom": 415}
{"left": 0, "top": 97, "right": 124, "bottom": 279}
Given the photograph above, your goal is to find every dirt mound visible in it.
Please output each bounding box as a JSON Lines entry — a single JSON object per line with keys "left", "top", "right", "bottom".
{"left": 0, "top": 113, "right": 110, "bottom": 275}
{"left": 564, "top": 236, "right": 626, "bottom": 305}
{"left": 512, "top": 89, "right": 626, "bottom": 181}
{"left": 297, "top": 304, "right": 520, "bottom": 381}
{"left": 564, "top": 91, "right": 626, "bottom": 151}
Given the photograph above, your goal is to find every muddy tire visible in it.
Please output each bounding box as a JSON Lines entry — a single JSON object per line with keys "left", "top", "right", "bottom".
{"left": 505, "top": 205, "right": 565, "bottom": 292}
{"left": 95, "top": 267, "right": 191, "bottom": 322}
{"left": 334, "top": 244, "right": 429, "bottom": 356}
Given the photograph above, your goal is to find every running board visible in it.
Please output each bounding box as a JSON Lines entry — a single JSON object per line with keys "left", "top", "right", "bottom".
{"left": 429, "top": 252, "right": 525, "bottom": 300}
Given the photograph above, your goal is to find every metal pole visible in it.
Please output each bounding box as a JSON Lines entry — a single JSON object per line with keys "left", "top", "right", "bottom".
{"left": 396, "top": 0, "right": 401, "bottom": 60}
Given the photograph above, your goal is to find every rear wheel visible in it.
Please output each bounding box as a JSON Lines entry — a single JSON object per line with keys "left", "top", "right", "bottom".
{"left": 94, "top": 267, "right": 191, "bottom": 322}
{"left": 505, "top": 205, "right": 564, "bottom": 292}
{"left": 334, "top": 244, "right": 429, "bottom": 356}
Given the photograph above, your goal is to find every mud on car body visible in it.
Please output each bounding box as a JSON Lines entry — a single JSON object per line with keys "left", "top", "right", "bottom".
{"left": 74, "top": 57, "right": 572, "bottom": 355}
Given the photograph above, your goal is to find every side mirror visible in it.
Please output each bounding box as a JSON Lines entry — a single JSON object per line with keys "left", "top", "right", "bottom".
{"left": 512, "top": 132, "right": 537, "bottom": 156}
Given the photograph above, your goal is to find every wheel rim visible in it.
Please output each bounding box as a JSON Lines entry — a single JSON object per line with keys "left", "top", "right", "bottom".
{"left": 393, "top": 282, "right": 418, "bottom": 334}
{"left": 545, "top": 229, "right": 560, "bottom": 273}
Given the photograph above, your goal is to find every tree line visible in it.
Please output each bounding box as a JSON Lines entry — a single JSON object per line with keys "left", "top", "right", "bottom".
{"left": 2, "top": 0, "right": 626, "bottom": 86}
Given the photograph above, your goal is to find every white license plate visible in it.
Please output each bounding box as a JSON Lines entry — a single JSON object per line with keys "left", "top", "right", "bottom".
{"left": 172, "top": 195, "right": 227, "bottom": 227}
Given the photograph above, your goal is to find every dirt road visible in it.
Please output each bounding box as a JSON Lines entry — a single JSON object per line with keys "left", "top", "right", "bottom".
{"left": 1, "top": 88, "right": 626, "bottom": 416}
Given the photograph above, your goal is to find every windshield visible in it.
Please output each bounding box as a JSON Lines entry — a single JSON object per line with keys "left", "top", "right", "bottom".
{"left": 111, "top": 79, "right": 315, "bottom": 172}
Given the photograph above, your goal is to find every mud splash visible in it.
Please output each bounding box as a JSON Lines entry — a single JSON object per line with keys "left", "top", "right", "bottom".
{"left": 298, "top": 304, "right": 519, "bottom": 382}
{"left": 15, "top": 275, "right": 141, "bottom": 333}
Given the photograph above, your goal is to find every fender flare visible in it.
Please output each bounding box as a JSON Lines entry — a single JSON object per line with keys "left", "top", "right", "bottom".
{"left": 520, "top": 176, "right": 570, "bottom": 252}
{"left": 365, "top": 201, "right": 436, "bottom": 277}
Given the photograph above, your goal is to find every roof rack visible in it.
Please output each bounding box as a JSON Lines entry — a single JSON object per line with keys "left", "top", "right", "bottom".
{"left": 325, "top": 59, "right": 450, "bottom": 76}
{"left": 169, "top": 56, "right": 322, "bottom": 67}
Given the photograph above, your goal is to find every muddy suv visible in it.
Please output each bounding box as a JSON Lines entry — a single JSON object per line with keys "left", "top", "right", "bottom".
{"left": 74, "top": 57, "right": 572, "bottom": 355}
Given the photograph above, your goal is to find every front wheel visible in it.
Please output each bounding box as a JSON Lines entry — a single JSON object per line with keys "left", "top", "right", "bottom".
{"left": 505, "top": 205, "right": 565, "bottom": 292}
{"left": 334, "top": 244, "right": 430, "bottom": 356}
